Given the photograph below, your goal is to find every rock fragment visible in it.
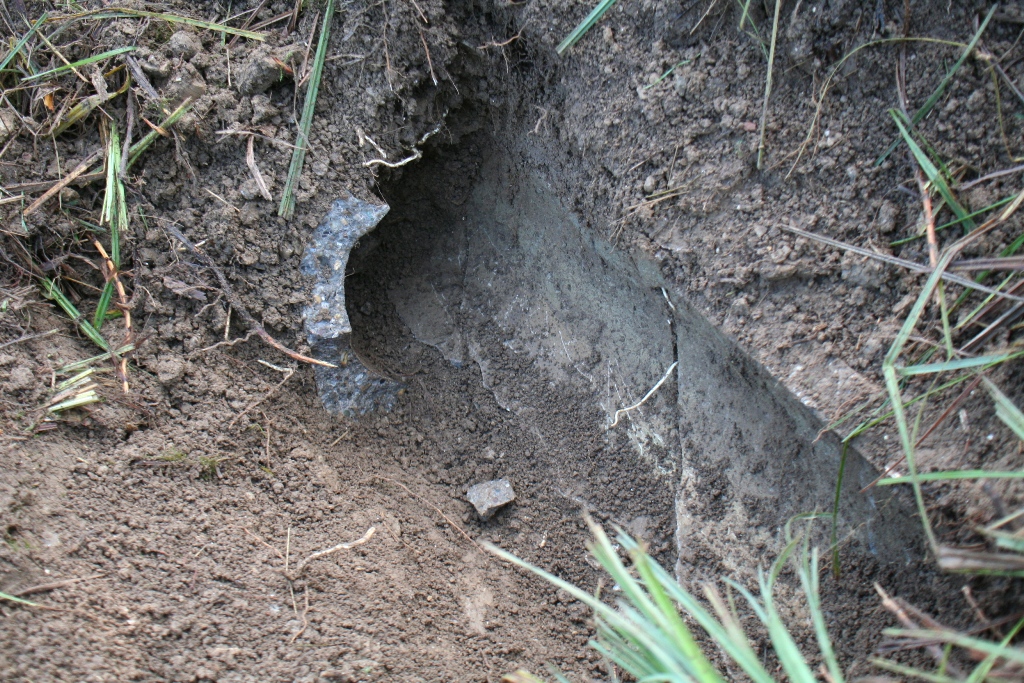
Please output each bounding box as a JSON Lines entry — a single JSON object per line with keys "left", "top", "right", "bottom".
{"left": 466, "top": 478, "right": 516, "bottom": 520}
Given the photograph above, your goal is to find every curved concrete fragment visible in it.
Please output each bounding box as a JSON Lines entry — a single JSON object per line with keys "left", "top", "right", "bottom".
{"left": 301, "top": 195, "right": 403, "bottom": 416}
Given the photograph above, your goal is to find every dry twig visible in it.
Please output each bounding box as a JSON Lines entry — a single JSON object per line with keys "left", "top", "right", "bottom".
{"left": 22, "top": 149, "right": 103, "bottom": 216}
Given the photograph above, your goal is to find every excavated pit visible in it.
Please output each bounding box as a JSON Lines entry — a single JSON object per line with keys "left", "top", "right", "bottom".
{"left": 311, "top": 119, "right": 924, "bottom": 579}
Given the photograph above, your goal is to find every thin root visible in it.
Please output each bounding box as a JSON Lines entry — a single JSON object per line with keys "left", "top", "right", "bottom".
{"left": 608, "top": 361, "right": 678, "bottom": 428}
{"left": 286, "top": 526, "right": 376, "bottom": 580}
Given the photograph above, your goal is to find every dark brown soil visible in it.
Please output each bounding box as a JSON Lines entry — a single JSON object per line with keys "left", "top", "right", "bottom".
{"left": 2, "top": 0, "right": 1023, "bottom": 681}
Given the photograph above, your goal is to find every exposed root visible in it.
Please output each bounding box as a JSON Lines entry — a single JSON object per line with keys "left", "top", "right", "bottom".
{"left": 285, "top": 526, "right": 376, "bottom": 580}
{"left": 608, "top": 360, "right": 678, "bottom": 428}
{"left": 163, "top": 223, "right": 335, "bottom": 368}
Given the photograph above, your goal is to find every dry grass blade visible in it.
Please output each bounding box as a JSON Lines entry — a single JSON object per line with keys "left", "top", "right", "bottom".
{"left": 50, "top": 79, "right": 129, "bottom": 136}
{"left": 22, "top": 148, "right": 102, "bottom": 216}
{"left": 782, "top": 225, "right": 1024, "bottom": 303}
{"left": 755, "top": 0, "right": 782, "bottom": 170}
{"left": 279, "top": 0, "right": 335, "bottom": 219}
{"left": 124, "top": 54, "right": 160, "bottom": 102}
{"left": 948, "top": 256, "right": 1024, "bottom": 271}
{"left": 246, "top": 135, "right": 272, "bottom": 201}
{"left": 50, "top": 8, "right": 266, "bottom": 41}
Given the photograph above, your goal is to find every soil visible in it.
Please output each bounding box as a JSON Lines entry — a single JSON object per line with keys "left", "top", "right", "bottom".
{"left": 2, "top": 0, "right": 1024, "bottom": 682}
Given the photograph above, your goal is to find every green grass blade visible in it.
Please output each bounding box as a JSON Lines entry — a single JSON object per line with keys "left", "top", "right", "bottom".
{"left": 111, "top": 132, "right": 126, "bottom": 268}
{"left": 870, "top": 658, "right": 960, "bottom": 683}
{"left": 984, "top": 377, "right": 1024, "bottom": 441}
{"left": 891, "top": 194, "right": 1019, "bottom": 246}
{"left": 876, "top": 5, "right": 997, "bottom": 165}
{"left": 626, "top": 537, "right": 724, "bottom": 683}
{"left": 800, "top": 550, "right": 844, "bottom": 683}
{"left": 51, "top": 9, "right": 266, "bottom": 41}
{"left": 757, "top": 550, "right": 817, "bottom": 683}
{"left": 56, "top": 369, "right": 94, "bottom": 392}
{"left": 616, "top": 539, "right": 775, "bottom": 683}
{"left": 587, "top": 526, "right": 700, "bottom": 678}
{"left": 890, "top": 110, "right": 974, "bottom": 232}
{"left": 883, "top": 247, "right": 960, "bottom": 552}
{"left": 101, "top": 125, "right": 117, "bottom": 225}
{"left": 899, "top": 352, "right": 1018, "bottom": 376}
{"left": 279, "top": 0, "right": 335, "bottom": 220}
{"left": 700, "top": 585, "right": 774, "bottom": 683}
{"left": 965, "top": 617, "right": 1024, "bottom": 683}
{"left": 58, "top": 344, "right": 134, "bottom": 374}
{"left": 42, "top": 278, "right": 110, "bottom": 351}
{"left": 125, "top": 99, "right": 193, "bottom": 168}
{"left": 830, "top": 441, "right": 850, "bottom": 577}
{"left": 541, "top": 664, "right": 574, "bottom": 683}
{"left": 978, "top": 529, "right": 1024, "bottom": 554}
{"left": 556, "top": 0, "right": 619, "bottom": 55}
{"left": 22, "top": 46, "right": 135, "bottom": 82}
{"left": 723, "top": 578, "right": 769, "bottom": 624}
{"left": 0, "top": 12, "right": 48, "bottom": 73}
{"left": 0, "top": 591, "right": 40, "bottom": 607}
{"left": 878, "top": 470, "right": 1024, "bottom": 485}
{"left": 952, "top": 273, "right": 1015, "bottom": 332}
{"left": 93, "top": 281, "right": 114, "bottom": 330}
{"left": 48, "top": 390, "right": 100, "bottom": 412}
{"left": 484, "top": 540, "right": 690, "bottom": 678}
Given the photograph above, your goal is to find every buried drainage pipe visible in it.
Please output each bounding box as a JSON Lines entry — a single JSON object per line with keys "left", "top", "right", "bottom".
{"left": 301, "top": 131, "right": 924, "bottom": 575}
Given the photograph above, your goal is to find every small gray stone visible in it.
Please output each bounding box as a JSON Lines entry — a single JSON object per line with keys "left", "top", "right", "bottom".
{"left": 466, "top": 478, "right": 516, "bottom": 520}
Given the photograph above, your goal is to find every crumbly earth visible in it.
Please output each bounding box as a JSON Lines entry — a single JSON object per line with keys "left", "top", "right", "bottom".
{"left": 2, "top": 0, "right": 1023, "bottom": 681}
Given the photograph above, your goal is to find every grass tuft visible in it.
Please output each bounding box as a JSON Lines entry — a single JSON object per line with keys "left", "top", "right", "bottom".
{"left": 492, "top": 522, "right": 1024, "bottom": 682}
